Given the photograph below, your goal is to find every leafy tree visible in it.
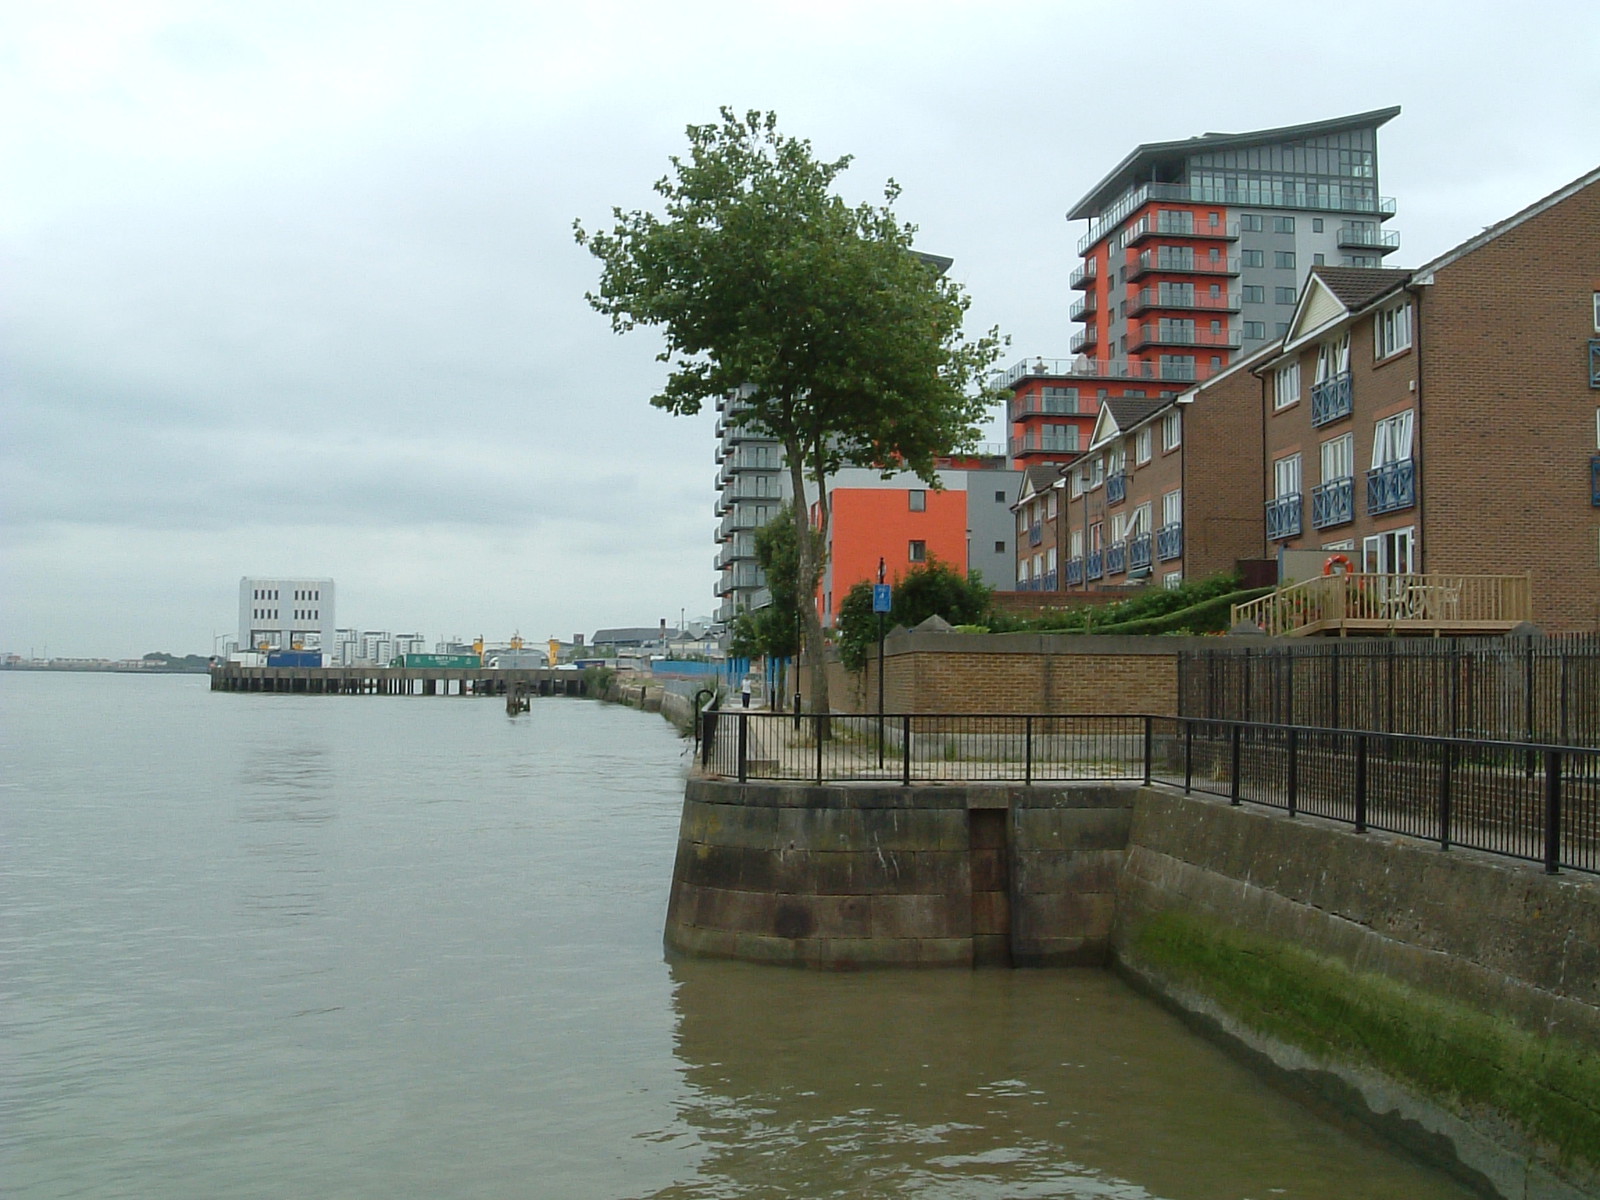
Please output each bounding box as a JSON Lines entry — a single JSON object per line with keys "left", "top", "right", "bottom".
{"left": 835, "top": 558, "right": 994, "bottom": 672}
{"left": 575, "top": 109, "right": 1002, "bottom": 716}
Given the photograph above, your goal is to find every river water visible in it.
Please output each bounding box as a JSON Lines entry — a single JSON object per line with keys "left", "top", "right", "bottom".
{"left": 1, "top": 672, "right": 1476, "bottom": 1199}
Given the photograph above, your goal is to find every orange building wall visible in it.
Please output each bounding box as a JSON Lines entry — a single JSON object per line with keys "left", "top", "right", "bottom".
{"left": 821, "top": 488, "right": 970, "bottom": 623}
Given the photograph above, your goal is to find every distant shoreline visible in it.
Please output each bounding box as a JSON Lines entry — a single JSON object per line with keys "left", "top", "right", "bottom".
{"left": 1, "top": 664, "right": 210, "bottom": 675}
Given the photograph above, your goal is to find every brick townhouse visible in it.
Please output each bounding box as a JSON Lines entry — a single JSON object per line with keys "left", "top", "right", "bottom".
{"left": 1047, "top": 359, "right": 1267, "bottom": 593}
{"left": 1256, "top": 166, "right": 1600, "bottom": 631}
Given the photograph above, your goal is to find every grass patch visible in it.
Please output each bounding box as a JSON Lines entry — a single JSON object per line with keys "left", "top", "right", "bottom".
{"left": 1134, "top": 909, "right": 1600, "bottom": 1170}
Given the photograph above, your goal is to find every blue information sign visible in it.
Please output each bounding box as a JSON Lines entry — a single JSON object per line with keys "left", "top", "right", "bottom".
{"left": 872, "top": 584, "right": 892, "bottom": 614}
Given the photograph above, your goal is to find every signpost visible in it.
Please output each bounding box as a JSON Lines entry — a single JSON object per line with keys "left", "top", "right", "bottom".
{"left": 874, "top": 560, "right": 891, "bottom": 767}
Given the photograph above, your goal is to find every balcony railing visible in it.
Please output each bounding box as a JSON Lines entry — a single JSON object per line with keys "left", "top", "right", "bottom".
{"left": 1042, "top": 569, "right": 1058, "bottom": 591}
{"left": 1265, "top": 493, "right": 1303, "bottom": 541}
{"left": 1069, "top": 261, "right": 1098, "bottom": 289}
{"left": 1069, "top": 326, "right": 1098, "bottom": 354}
{"left": 1156, "top": 522, "right": 1183, "bottom": 561}
{"left": 1311, "top": 477, "right": 1355, "bottom": 528}
{"left": 1008, "top": 393, "right": 1081, "bottom": 420}
{"left": 1232, "top": 573, "right": 1532, "bottom": 639}
{"left": 1337, "top": 225, "right": 1401, "bottom": 252}
{"left": 1128, "top": 288, "right": 1241, "bottom": 316}
{"left": 1129, "top": 251, "right": 1241, "bottom": 281}
{"left": 1106, "top": 472, "right": 1127, "bottom": 505}
{"left": 994, "top": 357, "right": 1078, "bottom": 388}
{"left": 1028, "top": 522, "right": 1043, "bottom": 547}
{"left": 1105, "top": 542, "right": 1127, "bottom": 575}
{"left": 1130, "top": 325, "right": 1241, "bottom": 352}
{"left": 1066, "top": 557, "right": 1084, "bottom": 585}
{"left": 1009, "top": 432, "right": 1082, "bottom": 457}
{"left": 1086, "top": 549, "right": 1104, "bottom": 580}
{"left": 1068, "top": 296, "right": 1097, "bottom": 322}
{"left": 1310, "top": 371, "right": 1353, "bottom": 425}
{"left": 1367, "top": 459, "right": 1417, "bottom": 515}
{"left": 1123, "top": 215, "right": 1239, "bottom": 245}
{"left": 1128, "top": 531, "right": 1153, "bottom": 570}
{"left": 1589, "top": 340, "right": 1599, "bottom": 388}
{"left": 1078, "top": 182, "right": 1396, "bottom": 255}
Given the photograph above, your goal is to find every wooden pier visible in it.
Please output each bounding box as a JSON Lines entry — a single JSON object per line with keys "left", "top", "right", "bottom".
{"left": 209, "top": 664, "right": 589, "bottom": 697}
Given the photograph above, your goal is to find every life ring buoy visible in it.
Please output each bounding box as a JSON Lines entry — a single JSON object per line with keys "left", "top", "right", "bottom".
{"left": 1323, "top": 553, "right": 1354, "bottom": 577}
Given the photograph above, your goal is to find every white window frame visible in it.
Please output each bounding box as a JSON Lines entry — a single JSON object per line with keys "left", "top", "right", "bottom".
{"left": 1129, "top": 502, "right": 1152, "bottom": 538}
{"left": 1362, "top": 527, "right": 1416, "bottom": 574}
{"left": 1274, "top": 361, "right": 1301, "bottom": 409}
{"left": 1046, "top": 490, "right": 1058, "bottom": 519}
{"left": 1134, "top": 427, "right": 1152, "bottom": 465}
{"left": 1162, "top": 489, "right": 1182, "bottom": 527}
{"left": 1273, "top": 452, "right": 1302, "bottom": 499}
{"left": 1163, "top": 571, "right": 1183, "bottom": 589}
{"left": 1374, "top": 301, "right": 1413, "bottom": 359}
{"left": 1320, "top": 432, "right": 1354, "bottom": 483}
{"left": 1162, "top": 410, "right": 1182, "bottom": 450}
{"left": 1069, "top": 529, "right": 1083, "bottom": 558}
{"left": 1315, "top": 333, "right": 1351, "bottom": 382}
{"left": 1372, "top": 410, "right": 1415, "bottom": 467}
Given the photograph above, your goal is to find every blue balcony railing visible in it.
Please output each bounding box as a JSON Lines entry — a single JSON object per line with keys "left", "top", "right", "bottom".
{"left": 1156, "top": 523, "right": 1183, "bottom": 561}
{"left": 1042, "top": 569, "right": 1058, "bottom": 591}
{"left": 1028, "top": 522, "right": 1043, "bottom": 547}
{"left": 1367, "top": 459, "right": 1416, "bottom": 515}
{"left": 1128, "top": 532, "right": 1153, "bottom": 570}
{"left": 1106, "top": 542, "right": 1127, "bottom": 575}
{"left": 1106, "top": 473, "right": 1127, "bottom": 505}
{"left": 1086, "top": 549, "right": 1104, "bottom": 580}
{"left": 1066, "top": 557, "right": 1084, "bottom": 585}
{"left": 1311, "top": 477, "right": 1355, "bottom": 528}
{"left": 1310, "top": 371, "right": 1353, "bottom": 426}
{"left": 1265, "top": 493, "right": 1303, "bottom": 541}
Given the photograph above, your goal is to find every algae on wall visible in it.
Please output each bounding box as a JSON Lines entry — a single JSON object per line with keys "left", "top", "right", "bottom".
{"left": 1130, "top": 909, "right": 1600, "bottom": 1179}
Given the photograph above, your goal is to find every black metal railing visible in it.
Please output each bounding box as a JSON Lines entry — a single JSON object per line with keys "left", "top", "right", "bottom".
{"left": 699, "top": 711, "right": 1600, "bottom": 875}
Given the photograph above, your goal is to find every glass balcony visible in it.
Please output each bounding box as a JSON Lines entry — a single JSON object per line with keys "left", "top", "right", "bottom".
{"left": 1128, "top": 288, "right": 1241, "bottom": 316}
{"left": 1009, "top": 432, "right": 1081, "bottom": 457}
{"left": 1069, "top": 261, "right": 1098, "bottom": 290}
{"left": 1311, "top": 477, "right": 1355, "bottom": 528}
{"left": 1310, "top": 371, "right": 1353, "bottom": 426}
{"left": 1123, "top": 215, "right": 1239, "bottom": 245}
{"left": 1367, "top": 459, "right": 1416, "bottom": 515}
{"left": 1156, "top": 523, "right": 1183, "bottom": 561}
{"left": 1105, "top": 542, "right": 1127, "bottom": 575}
{"left": 1069, "top": 326, "right": 1099, "bottom": 354}
{"left": 1337, "top": 225, "right": 1401, "bottom": 253}
{"left": 1128, "top": 532, "right": 1153, "bottom": 570}
{"left": 1008, "top": 392, "right": 1080, "bottom": 420}
{"left": 1130, "top": 325, "right": 1241, "bottom": 352}
{"left": 1078, "top": 182, "right": 1396, "bottom": 255}
{"left": 1129, "top": 251, "right": 1240, "bottom": 281}
{"left": 1002, "top": 357, "right": 1223, "bottom": 386}
{"left": 1265, "top": 493, "right": 1303, "bottom": 541}
{"left": 1106, "top": 472, "right": 1127, "bottom": 506}
{"left": 1066, "top": 557, "right": 1084, "bottom": 585}
{"left": 993, "top": 357, "right": 1078, "bottom": 388}
{"left": 1086, "top": 549, "right": 1104, "bottom": 580}
{"left": 1068, "top": 296, "right": 1097, "bottom": 323}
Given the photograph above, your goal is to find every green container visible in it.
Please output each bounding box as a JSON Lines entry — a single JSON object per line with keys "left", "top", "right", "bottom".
{"left": 390, "top": 653, "right": 482, "bottom": 669}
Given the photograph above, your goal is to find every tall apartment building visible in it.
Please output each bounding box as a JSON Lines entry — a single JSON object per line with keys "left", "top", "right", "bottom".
{"left": 713, "top": 385, "right": 785, "bottom": 625}
{"left": 238, "top": 577, "right": 335, "bottom": 654}
{"left": 1005, "top": 107, "right": 1401, "bottom": 473}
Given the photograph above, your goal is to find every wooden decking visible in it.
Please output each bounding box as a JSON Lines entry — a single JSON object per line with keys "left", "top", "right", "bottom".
{"left": 1231, "top": 572, "right": 1532, "bottom": 638}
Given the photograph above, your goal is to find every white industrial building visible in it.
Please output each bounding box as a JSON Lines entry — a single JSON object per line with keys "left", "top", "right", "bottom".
{"left": 238, "top": 577, "right": 335, "bottom": 655}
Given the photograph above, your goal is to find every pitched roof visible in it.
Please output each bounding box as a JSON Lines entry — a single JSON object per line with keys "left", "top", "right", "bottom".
{"left": 1307, "top": 265, "right": 1413, "bottom": 309}
{"left": 1411, "top": 165, "right": 1600, "bottom": 283}
{"left": 1068, "top": 107, "right": 1401, "bottom": 221}
{"left": 1012, "top": 464, "right": 1059, "bottom": 507}
{"left": 1103, "top": 397, "right": 1169, "bottom": 429}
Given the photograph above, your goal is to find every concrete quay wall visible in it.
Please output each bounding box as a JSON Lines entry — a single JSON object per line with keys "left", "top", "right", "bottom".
{"left": 665, "top": 779, "right": 1131, "bottom": 968}
{"left": 665, "top": 777, "right": 1600, "bottom": 1197}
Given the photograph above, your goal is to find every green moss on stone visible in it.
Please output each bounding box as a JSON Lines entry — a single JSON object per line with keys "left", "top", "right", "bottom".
{"left": 1133, "top": 909, "right": 1600, "bottom": 1170}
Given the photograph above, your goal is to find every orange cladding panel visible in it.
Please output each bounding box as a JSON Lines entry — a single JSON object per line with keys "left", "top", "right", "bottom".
{"left": 822, "top": 488, "right": 970, "bottom": 623}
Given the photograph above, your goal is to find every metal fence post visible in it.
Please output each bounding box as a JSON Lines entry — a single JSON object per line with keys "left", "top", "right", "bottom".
{"left": 1229, "top": 723, "right": 1241, "bottom": 805}
{"left": 901, "top": 715, "right": 912, "bottom": 787}
{"left": 1544, "top": 750, "right": 1562, "bottom": 874}
{"left": 737, "top": 713, "right": 749, "bottom": 784}
{"left": 816, "top": 714, "right": 824, "bottom": 786}
{"left": 1025, "top": 715, "right": 1033, "bottom": 786}
{"left": 1287, "top": 726, "right": 1298, "bottom": 817}
{"left": 1183, "top": 720, "right": 1193, "bottom": 794}
{"left": 1438, "top": 742, "right": 1454, "bottom": 850}
{"left": 1354, "top": 734, "right": 1368, "bottom": 833}
{"left": 1142, "top": 715, "right": 1153, "bottom": 785}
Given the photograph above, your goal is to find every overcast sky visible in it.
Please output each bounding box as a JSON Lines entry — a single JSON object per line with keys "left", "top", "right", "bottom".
{"left": 3, "top": 1, "right": 1596, "bottom": 658}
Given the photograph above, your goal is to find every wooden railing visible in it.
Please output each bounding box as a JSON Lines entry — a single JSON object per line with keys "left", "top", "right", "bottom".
{"left": 1231, "top": 573, "right": 1532, "bottom": 637}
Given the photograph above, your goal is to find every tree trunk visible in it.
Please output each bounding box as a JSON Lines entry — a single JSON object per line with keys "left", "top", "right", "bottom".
{"left": 785, "top": 443, "right": 831, "bottom": 727}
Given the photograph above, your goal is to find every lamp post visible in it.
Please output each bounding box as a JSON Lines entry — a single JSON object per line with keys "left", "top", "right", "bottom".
{"left": 875, "top": 557, "right": 888, "bottom": 768}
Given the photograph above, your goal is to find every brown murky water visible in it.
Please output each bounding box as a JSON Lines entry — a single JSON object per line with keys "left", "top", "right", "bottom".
{"left": 3, "top": 673, "right": 1476, "bottom": 1199}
